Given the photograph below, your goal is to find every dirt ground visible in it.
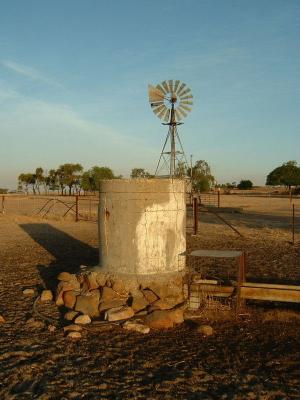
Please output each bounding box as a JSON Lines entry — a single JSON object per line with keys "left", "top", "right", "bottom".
{"left": 0, "top": 206, "right": 300, "bottom": 399}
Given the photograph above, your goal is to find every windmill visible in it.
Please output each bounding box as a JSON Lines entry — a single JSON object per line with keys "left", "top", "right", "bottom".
{"left": 148, "top": 80, "right": 193, "bottom": 178}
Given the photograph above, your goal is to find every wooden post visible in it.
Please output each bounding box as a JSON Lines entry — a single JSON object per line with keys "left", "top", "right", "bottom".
{"left": 217, "top": 189, "right": 220, "bottom": 208}
{"left": 75, "top": 195, "right": 79, "bottom": 222}
{"left": 1, "top": 195, "right": 5, "bottom": 214}
{"left": 292, "top": 203, "right": 295, "bottom": 245}
{"left": 193, "top": 197, "right": 198, "bottom": 235}
{"left": 237, "top": 251, "right": 246, "bottom": 312}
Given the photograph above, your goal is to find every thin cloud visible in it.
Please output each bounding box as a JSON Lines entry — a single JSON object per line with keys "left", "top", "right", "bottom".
{"left": 1, "top": 60, "right": 64, "bottom": 89}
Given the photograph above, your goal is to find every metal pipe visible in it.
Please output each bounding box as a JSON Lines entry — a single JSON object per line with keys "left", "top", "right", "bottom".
{"left": 292, "top": 203, "right": 295, "bottom": 245}
{"left": 193, "top": 197, "right": 198, "bottom": 235}
{"left": 75, "top": 195, "right": 79, "bottom": 222}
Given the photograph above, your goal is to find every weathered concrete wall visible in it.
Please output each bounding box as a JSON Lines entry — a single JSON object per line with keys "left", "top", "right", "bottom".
{"left": 98, "top": 179, "right": 186, "bottom": 275}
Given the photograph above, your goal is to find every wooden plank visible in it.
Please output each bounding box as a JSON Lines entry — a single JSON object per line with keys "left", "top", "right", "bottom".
{"left": 243, "top": 282, "right": 300, "bottom": 290}
{"left": 190, "top": 284, "right": 234, "bottom": 298}
{"left": 190, "top": 250, "right": 242, "bottom": 258}
{"left": 193, "top": 279, "right": 219, "bottom": 285}
{"left": 240, "top": 287, "right": 300, "bottom": 303}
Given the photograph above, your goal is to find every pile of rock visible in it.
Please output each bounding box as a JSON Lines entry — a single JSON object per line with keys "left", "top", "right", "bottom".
{"left": 55, "top": 270, "right": 186, "bottom": 331}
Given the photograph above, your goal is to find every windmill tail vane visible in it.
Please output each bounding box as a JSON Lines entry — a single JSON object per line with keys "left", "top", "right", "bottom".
{"left": 148, "top": 80, "right": 193, "bottom": 177}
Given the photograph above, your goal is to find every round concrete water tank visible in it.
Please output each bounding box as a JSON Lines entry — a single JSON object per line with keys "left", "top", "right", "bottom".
{"left": 98, "top": 179, "right": 186, "bottom": 276}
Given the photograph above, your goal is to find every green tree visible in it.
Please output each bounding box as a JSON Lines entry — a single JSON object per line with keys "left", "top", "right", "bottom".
{"left": 18, "top": 173, "right": 36, "bottom": 194}
{"left": 35, "top": 167, "right": 44, "bottom": 194}
{"left": 237, "top": 180, "right": 253, "bottom": 190}
{"left": 188, "top": 160, "right": 214, "bottom": 192}
{"left": 81, "top": 166, "right": 115, "bottom": 192}
{"left": 131, "top": 168, "right": 153, "bottom": 178}
{"left": 175, "top": 161, "right": 187, "bottom": 178}
{"left": 45, "top": 169, "right": 59, "bottom": 193}
{"left": 266, "top": 161, "right": 300, "bottom": 188}
{"left": 56, "top": 163, "right": 83, "bottom": 195}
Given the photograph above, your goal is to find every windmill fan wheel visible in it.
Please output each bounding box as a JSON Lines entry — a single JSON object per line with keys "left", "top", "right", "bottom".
{"left": 148, "top": 79, "right": 193, "bottom": 122}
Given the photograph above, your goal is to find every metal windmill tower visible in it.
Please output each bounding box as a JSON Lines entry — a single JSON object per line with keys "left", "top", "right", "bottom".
{"left": 148, "top": 80, "right": 193, "bottom": 177}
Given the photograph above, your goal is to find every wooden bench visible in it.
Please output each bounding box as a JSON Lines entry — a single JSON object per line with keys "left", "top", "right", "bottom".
{"left": 189, "top": 250, "right": 300, "bottom": 310}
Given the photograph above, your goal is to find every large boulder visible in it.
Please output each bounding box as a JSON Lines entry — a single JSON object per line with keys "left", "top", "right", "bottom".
{"left": 40, "top": 290, "right": 53, "bottom": 302}
{"left": 151, "top": 299, "right": 173, "bottom": 310}
{"left": 74, "top": 314, "right": 91, "bottom": 325}
{"left": 105, "top": 306, "right": 134, "bottom": 322}
{"left": 63, "top": 291, "right": 77, "bottom": 309}
{"left": 64, "top": 310, "right": 79, "bottom": 321}
{"left": 99, "top": 299, "right": 126, "bottom": 313}
{"left": 145, "top": 309, "right": 184, "bottom": 329}
{"left": 168, "top": 309, "right": 184, "bottom": 324}
{"left": 112, "top": 279, "right": 128, "bottom": 296}
{"left": 56, "top": 280, "right": 80, "bottom": 306}
{"left": 131, "top": 296, "right": 149, "bottom": 312}
{"left": 84, "top": 272, "right": 100, "bottom": 290}
{"left": 101, "top": 287, "right": 125, "bottom": 302}
{"left": 123, "top": 320, "right": 150, "bottom": 334}
{"left": 75, "top": 290, "right": 101, "bottom": 317}
{"left": 148, "top": 278, "right": 184, "bottom": 307}
{"left": 142, "top": 289, "right": 159, "bottom": 304}
{"left": 57, "top": 272, "right": 74, "bottom": 282}
{"left": 145, "top": 310, "right": 174, "bottom": 329}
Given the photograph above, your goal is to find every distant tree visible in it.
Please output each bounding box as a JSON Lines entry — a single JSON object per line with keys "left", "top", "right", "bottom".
{"left": 0, "top": 188, "right": 8, "bottom": 194}
{"left": 175, "top": 161, "right": 187, "bottom": 178}
{"left": 187, "top": 160, "right": 214, "bottom": 192}
{"left": 81, "top": 166, "right": 115, "bottom": 192}
{"left": 131, "top": 168, "right": 153, "bottom": 179}
{"left": 266, "top": 161, "right": 300, "bottom": 188}
{"left": 237, "top": 180, "right": 253, "bottom": 190}
{"left": 56, "top": 163, "right": 83, "bottom": 195}
{"left": 35, "top": 167, "right": 44, "bottom": 194}
{"left": 44, "top": 169, "right": 59, "bottom": 194}
{"left": 18, "top": 173, "right": 36, "bottom": 194}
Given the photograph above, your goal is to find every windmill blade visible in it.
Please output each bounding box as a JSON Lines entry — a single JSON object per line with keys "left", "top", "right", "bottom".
{"left": 175, "top": 110, "right": 183, "bottom": 121}
{"left": 152, "top": 104, "right": 166, "bottom": 115}
{"left": 177, "top": 107, "right": 188, "bottom": 118}
{"left": 179, "top": 87, "right": 191, "bottom": 98}
{"left": 161, "top": 80, "right": 170, "bottom": 93}
{"left": 151, "top": 101, "right": 164, "bottom": 108}
{"left": 148, "top": 84, "right": 165, "bottom": 103}
{"left": 180, "top": 100, "right": 193, "bottom": 105}
{"left": 168, "top": 79, "right": 174, "bottom": 94}
{"left": 163, "top": 109, "right": 170, "bottom": 122}
{"left": 156, "top": 83, "right": 167, "bottom": 94}
{"left": 179, "top": 104, "right": 192, "bottom": 112}
{"left": 174, "top": 80, "right": 181, "bottom": 93}
{"left": 159, "top": 108, "right": 169, "bottom": 121}
{"left": 176, "top": 82, "right": 186, "bottom": 96}
{"left": 157, "top": 106, "right": 168, "bottom": 119}
{"left": 181, "top": 94, "right": 193, "bottom": 100}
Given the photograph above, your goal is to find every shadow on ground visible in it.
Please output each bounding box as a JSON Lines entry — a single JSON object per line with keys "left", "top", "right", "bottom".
{"left": 19, "top": 223, "right": 98, "bottom": 290}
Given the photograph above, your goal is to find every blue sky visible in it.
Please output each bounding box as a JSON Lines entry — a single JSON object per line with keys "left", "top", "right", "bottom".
{"left": 0, "top": 0, "right": 299, "bottom": 188}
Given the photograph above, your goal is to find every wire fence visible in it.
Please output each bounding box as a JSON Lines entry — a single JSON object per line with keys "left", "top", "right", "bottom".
{"left": 1, "top": 195, "right": 99, "bottom": 222}
{"left": 2, "top": 194, "right": 298, "bottom": 243}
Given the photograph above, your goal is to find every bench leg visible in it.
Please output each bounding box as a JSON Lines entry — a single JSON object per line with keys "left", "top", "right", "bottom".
{"left": 236, "top": 252, "right": 246, "bottom": 313}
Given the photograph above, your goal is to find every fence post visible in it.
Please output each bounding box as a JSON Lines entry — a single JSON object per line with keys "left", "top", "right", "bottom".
{"left": 75, "top": 195, "right": 79, "bottom": 222}
{"left": 1, "top": 195, "right": 5, "bottom": 214}
{"left": 217, "top": 189, "right": 220, "bottom": 208}
{"left": 193, "top": 197, "right": 198, "bottom": 235}
{"left": 292, "top": 203, "right": 295, "bottom": 245}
